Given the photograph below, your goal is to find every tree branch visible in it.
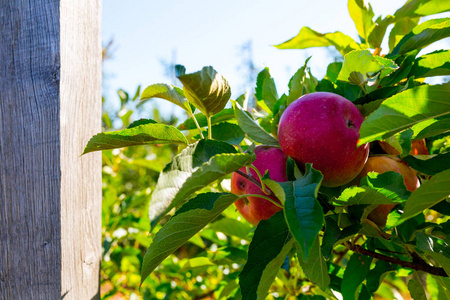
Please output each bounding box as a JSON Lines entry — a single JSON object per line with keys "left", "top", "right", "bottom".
{"left": 347, "top": 243, "right": 448, "bottom": 277}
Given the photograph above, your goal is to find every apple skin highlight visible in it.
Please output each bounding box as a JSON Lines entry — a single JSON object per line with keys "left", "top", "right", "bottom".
{"left": 278, "top": 92, "right": 369, "bottom": 187}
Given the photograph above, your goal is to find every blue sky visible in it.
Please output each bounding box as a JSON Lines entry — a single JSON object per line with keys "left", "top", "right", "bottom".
{"left": 102, "top": 0, "right": 448, "bottom": 119}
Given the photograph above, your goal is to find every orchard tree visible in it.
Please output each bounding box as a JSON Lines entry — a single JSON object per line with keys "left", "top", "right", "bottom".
{"left": 88, "top": 0, "right": 450, "bottom": 299}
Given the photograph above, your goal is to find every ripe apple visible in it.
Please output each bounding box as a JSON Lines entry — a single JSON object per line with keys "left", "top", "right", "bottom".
{"left": 231, "top": 145, "right": 287, "bottom": 225}
{"left": 277, "top": 92, "right": 369, "bottom": 187}
{"left": 378, "top": 139, "right": 429, "bottom": 156}
{"left": 353, "top": 156, "right": 420, "bottom": 192}
{"left": 352, "top": 156, "right": 420, "bottom": 227}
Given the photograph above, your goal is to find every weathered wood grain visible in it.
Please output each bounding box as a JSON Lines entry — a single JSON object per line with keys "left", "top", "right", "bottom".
{"left": 0, "top": 1, "right": 102, "bottom": 299}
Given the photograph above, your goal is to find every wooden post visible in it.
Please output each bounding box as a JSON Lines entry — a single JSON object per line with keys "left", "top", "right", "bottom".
{"left": 0, "top": 1, "right": 102, "bottom": 299}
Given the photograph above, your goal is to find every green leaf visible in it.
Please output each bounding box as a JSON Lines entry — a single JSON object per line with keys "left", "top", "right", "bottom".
{"left": 127, "top": 118, "right": 157, "bottom": 128}
{"left": 140, "top": 192, "right": 238, "bottom": 284}
{"left": 213, "top": 246, "right": 248, "bottom": 265}
{"left": 394, "top": 0, "right": 450, "bottom": 19}
{"left": 233, "top": 101, "right": 279, "bottom": 146}
{"left": 408, "top": 277, "right": 427, "bottom": 300}
{"left": 411, "top": 116, "right": 450, "bottom": 140}
{"left": 380, "top": 129, "right": 414, "bottom": 158}
{"left": 148, "top": 139, "right": 255, "bottom": 226}
{"left": 239, "top": 211, "right": 293, "bottom": 300}
{"left": 262, "top": 179, "right": 288, "bottom": 205}
{"left": 139, "top": 83, "right": 187, "bottom": 110}
{"left": 326, "top": 62, "right": 343, "bottom": 83}
{"left": 388, "top": 17, "right": 420, "bottom": 53}
{"left": 425, "top": 252, "right": 450, "bottom": 276}
{"left": 181, "top": 257, "right": 215, "bottom": 271}
{"left": 287, "top": 57, "right": 312, "bottom": 104}
{"left": 321, "top": 217, "right": 341, "bottom": 259}
{"left": 283, "top": 164, "right": 324, "bottom": 260}
{"left": 337, "top": 50, "right": 398, "bottom": 85}
{"left": 403, "top": 152, "right": 450, "bottom": 175}
{"left": 416, "top": 232, "right": 450, "bottom": 272}
{"left": 197, "top": 122, "right": 245, "bottom": 145}
{"left": 418, "top": 233, "right": 450, "bottom": 258}
{"left": 209, "top": 217, "right": 253, "bottom": 240}
{"left": 391, "top": 18, "right": 450, "bottom": 55}
{"left": 358, "top": 83, "right": 450, "bottom": 145}
{"left": 299, "top": 235, "right": 330, "bottom": 290}
{"left": 341, "top": 253, "right": 373, "bottom": 300}
{"left": 400, "top": 169, "right": 450, "bottom": 223}
{"left": 380, "top": 50, "right": 419, "bottom": 87}
{"left": 255, "top": 68, "right": 278, "bottom": 111}
{"left": 368, "top": 16, "right": 395, "bottom": 49}
{"left": 177, "top": 108, "right": 235, "bottom": 130}
{"left": 348, "top": 0, "right": 375, "bottom": 43}
{"left": 430, "top": 199, "right": 450, "bottom": 215}
{"left": 178, "top": 66, "right": 231, "bottom": 117}
{"left": 366, "top": 260, "right": 397, "bottom": 293}
{"left": 82, "top": 122, "right": 188, "bottom": 155}
{"left": 337, "top": 172, "right": 410, "bottom": 206}
{"left": 354, "top": 85, "right": 404, "bottom": 106}
{"left": 274, "top": 26, "right": 361, "bottom": 56}
{"left": 257, "top": 239, "right": 294, "bottom": 299}
{"left": 431, "top": 276, "right": 450, "bottom": 299}
{"left": 409, "top": 49, "right": 450, "bottom": 78}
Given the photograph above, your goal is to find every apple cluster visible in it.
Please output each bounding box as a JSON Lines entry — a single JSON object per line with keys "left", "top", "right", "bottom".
{"left": 231, "top": 92, "right": 423, "bottom": 226}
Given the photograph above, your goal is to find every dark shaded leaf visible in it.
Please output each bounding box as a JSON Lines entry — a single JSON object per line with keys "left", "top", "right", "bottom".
{"left": 197, "top": 122, "right": 245, "bottom": 145}
{"left": 284, "top": 164, "right": 324, "bottom": 260}
{"left": 299, "top": 235, "right": 330, "bottom": 290}
{"left": 403, "top": 152, "right": 450, "bottom": 175}
{"left": 408, "top": 277, "right": 427, "bottom": 300}
{"left": 239, "top": 211, "right": 294, "bottom": 300}
{"left": 341, "top": 253, "right": 373, "bottom": 300}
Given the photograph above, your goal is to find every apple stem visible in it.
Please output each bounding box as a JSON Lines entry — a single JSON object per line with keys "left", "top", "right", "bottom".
{"left": 373, "top": 47, "right": 381, "bottom": 56}
{"left": 189, "top": 111, "right": 205, "bottom": 139}
{"left": 358, "top": 82, "right": 368, "bottom": 95}
{"left": 248, "top": 165, "right": 271, "bottom": 195}
{"left": 207, "top": 116, "right": 212, "bottom": 139}
{"left": 236, "top": 194, "right": 283, "bottom": 209}
{"left": 235, "top": 169, "right": 276, "bottom": 198}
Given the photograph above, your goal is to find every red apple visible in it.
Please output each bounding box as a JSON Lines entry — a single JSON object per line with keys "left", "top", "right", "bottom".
{"left": 353, "top": 156, "right": 420, "bottom": 192}
{"left": 277, "top": 92, "right": 369, "bottom": 187}
{"left": 352, "top": 156, "right": 420, "bottom": 227}
{"left": 231, "top": 145, "right": 287, "bottom": 225}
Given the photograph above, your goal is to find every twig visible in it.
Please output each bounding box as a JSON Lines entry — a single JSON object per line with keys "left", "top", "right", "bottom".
{"left": 347, "top": 243, "right": 448, "bottom": 277}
